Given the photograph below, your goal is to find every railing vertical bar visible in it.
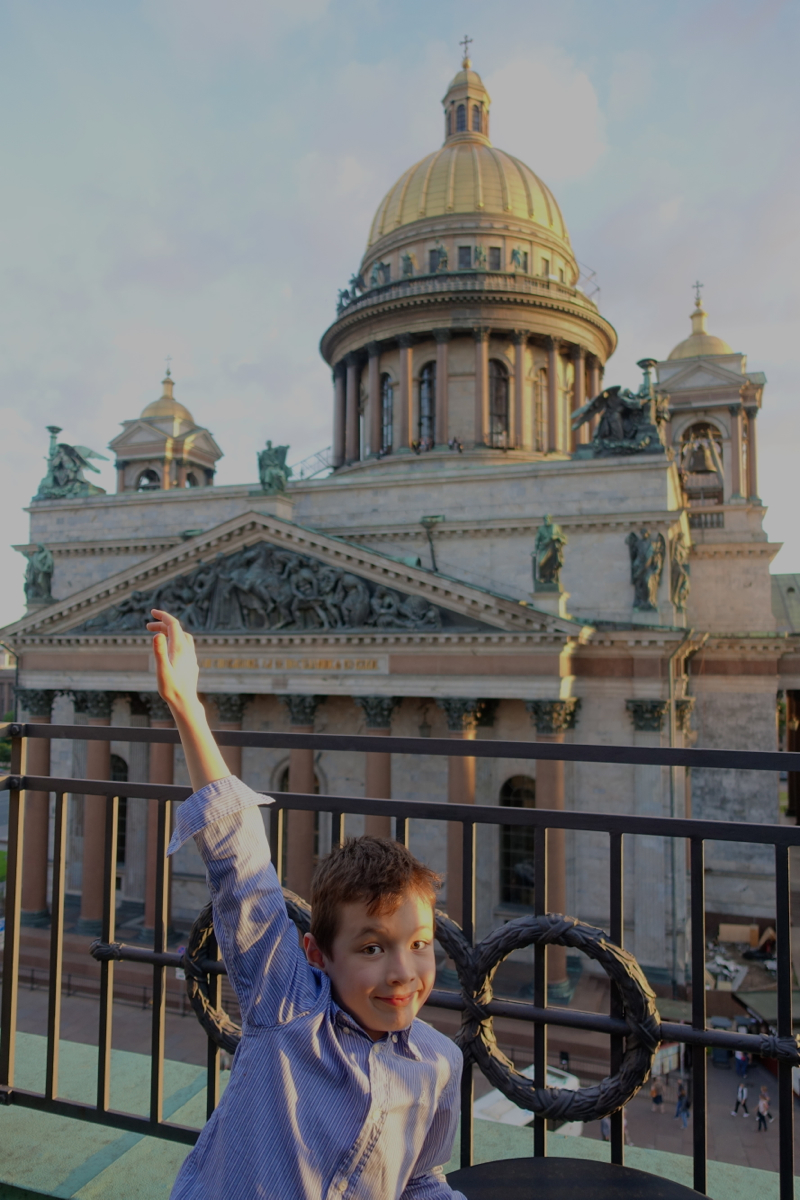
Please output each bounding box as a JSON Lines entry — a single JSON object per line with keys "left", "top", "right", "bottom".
{"left": 97, "top": 794, "right": 119, "bottom": 1112}
{"left": 609, "top": 831, "right": 624, "bottom": 1165}
{"left": 45, "top": 792, "right": 68, "bottom": 1101}
{"left": 459, "top": 822, "right": 476, "bottom": 1170}
{"left": 0, "top": 729, "right": 24, "bottom": 1091}
{"left": 690, "top": 837, "right": 707, "bottom": 1195}
{"left": 330, "top": 810, "right": 344, "bottom": 849}
{"left": 394, "top": 815, "right": 409, "bottom": 847}
{"left": 205, "top": 939, "right": 221, "bottom": 1120}
{"left": 775, "top": 844, "right": 794, "bottom": 1200}
{"left": 150, "top": 799, "right": 170, "bottom": 1125}
{"left": 270, "top": 805, "right": 284, "bottom": 883}
{"left": 533, "top": 824, "right": 548, "bottom": 1158}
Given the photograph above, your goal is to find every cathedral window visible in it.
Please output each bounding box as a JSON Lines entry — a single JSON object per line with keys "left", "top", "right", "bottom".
{"left": 185, "top": 472, "right": 199, "bottom": 487}
{"left": 488, "top": 359, "right": 510, "bottom": 448}
{"left": 541, "top": 257, "right": 550, "bottom": 277}
{"left": 681, "top": 422, "right": 724, "bottom": 516}
{"left": 136, "top": 468, "right": 160, "bottom": 491}
{"left": 559, "top": 267, "right": 565, "bottom": 283}
{"left": 456, "top": 104, "right": 466, "bottom": 132}
{"left": 499, "top": 776, "right": 536, "bottom": 908}
{"left": 446, "top": 109, "right": 452, "bottom": 136}
{"left": 429, "top": 248, "right": 439, "bottom": 273}
{"left": 380, "top": 373, "right": 394, "bottom": 452}
{"left": 472, "top": 104, "right": 482, "bottom": 132}
{"left": 458, "top": 245, "right": 472, "bottom": 270}
{"left": 418, "top": 362, "right": 436, "bottom": 446}
{"left": 489, "top": 246, "right": 501, "bottom": 271}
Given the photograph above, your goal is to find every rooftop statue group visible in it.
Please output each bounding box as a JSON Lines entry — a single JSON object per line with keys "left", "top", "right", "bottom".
{"left": 76, "top": 541, "right": 444, "bottom": 634}
{"left": 572, "top": 359, "right": 670, "bottom": 457}
{"left": 35, "top": 425, "right": 108, "bottom": 500}
{"left": 257, "top": 441, "right": 292, "bottom": 494}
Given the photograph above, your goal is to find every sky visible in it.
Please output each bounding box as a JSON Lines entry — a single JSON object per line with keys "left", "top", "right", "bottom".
{"left": 0, "top": 0, "right": 798, "bottom": 626}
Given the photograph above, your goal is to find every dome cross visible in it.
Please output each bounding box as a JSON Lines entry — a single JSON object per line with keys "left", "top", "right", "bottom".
{"left": 459, "top": 34, "right": 472, "bottom": 65}
{"left": 692, "top": 280, "right": 704, "bottom": 306}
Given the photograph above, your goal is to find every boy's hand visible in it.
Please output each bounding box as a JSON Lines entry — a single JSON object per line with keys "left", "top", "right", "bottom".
{"left": 146, "top": 609, "right": 201, "bottom": 720}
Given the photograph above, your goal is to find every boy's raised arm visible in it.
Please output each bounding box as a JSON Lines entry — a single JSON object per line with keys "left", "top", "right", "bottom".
{"left": 146, "top": 609, "right": 230, "bottom": 792}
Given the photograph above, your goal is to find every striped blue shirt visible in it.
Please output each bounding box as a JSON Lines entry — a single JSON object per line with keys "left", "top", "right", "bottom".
{"left": 167, "top": 776, "right": 466, "bottom": 1200}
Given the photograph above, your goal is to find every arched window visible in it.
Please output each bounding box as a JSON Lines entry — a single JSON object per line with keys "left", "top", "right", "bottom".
{"left": 446, "top": 109, "right": 452, "bottom": 136}
{"left": 680, "top": 422, "right": 724, "bottom": 520}
{"left": 380, "top": 373, "right": 393, "bottom": 453}
{"left": 500, "top": 776, "right": 536, "bottom": 908}
{"left": 472, "top": 104, "right": 482, "bottom": 132}
{"left": 185, "top": 472, "right": 199, "bottom": 488}
{"left": 418, "top": 362, "right": 436, "bottom": 446}
{"left": 488, "top": 359, "right": 509, "bottom": 448}
{"left": 456, "top": 104, "right": 466, "bottom": 132}
{"left": 110, "top": 754, "right": 128, "bottom": 867}
{"left": 136, "top": 469, "right": 160, "bottom": 491}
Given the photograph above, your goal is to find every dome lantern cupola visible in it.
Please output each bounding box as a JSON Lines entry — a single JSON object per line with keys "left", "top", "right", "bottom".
{"left": 442, "top": 51, "right": 491, "bottom": 143}
{"left": 668, "top": 296, "right": 733, "bottom": 360}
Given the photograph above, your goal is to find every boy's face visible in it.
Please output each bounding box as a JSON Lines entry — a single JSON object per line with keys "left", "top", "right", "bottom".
{"left": 304, "top": 891, "right": 436, "bottom": 1040}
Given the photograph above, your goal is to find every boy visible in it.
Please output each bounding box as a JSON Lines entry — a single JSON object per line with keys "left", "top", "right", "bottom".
{"left": 148, "top": 610, "right": 467, "bottom": 1199}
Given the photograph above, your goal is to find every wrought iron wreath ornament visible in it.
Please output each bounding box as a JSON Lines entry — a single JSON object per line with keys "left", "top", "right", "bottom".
{"left": 182, "top": 894, "right": 663, "bottom": 1122}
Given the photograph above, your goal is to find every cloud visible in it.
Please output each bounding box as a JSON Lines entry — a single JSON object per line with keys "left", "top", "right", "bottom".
{"left": 485, "top": 51, "right": 607, "bottom": 184}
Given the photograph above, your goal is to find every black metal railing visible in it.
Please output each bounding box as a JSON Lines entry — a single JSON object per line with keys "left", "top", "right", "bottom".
{"left": 1, "top": 722, "right": 798, "bottom": 1196}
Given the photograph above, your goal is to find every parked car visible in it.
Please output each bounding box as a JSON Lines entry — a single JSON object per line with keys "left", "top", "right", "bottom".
{"left": 473, "top": 1064, "right": 583, "bottom": 1136}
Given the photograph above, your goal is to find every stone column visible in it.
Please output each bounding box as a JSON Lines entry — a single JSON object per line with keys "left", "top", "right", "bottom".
{"left": 18, "top": 689, "right": 55, "bottom": 927}
{"left": 433, "top": 330, "right": 450, "bottom": 446}
{"left": 728, "top": 404, "right": 744, "bottom": 499}
{"left": 345, "top": 352, "right": 361, "bottom": 464}
{"left": 141, "top": 692, "right": 174, "bottom": 941}
{"left": 123, "top": 694, "right": 150, "bottom": 903}
{"left": 355, "top": 696, "right": 401, "bottom": 838}
{"left": 367, "top": 342, "right": 381, "bottom": 458}
{"left": 214, "top": 694, "right": 250, "bottom": 779}
{"left": 332, "top": 363, "right": 346, "bottom": 468}
{"left": 397, "top": 335, "right": 413, "bottom": 450}
{"left": 473, "top": 329, "right": 490, "bottom": 447}
{"left": 745, "top": 406, "right": 760, "bottom": 501}
{"left": 281, "top": 695, "right": 325, "bottom": 900}
{"left": 115, "top": 460, "right": 127, "bottom": 493}
{"left": 547, "top": 338, "right": 561, "bottom": 452}
{"left": 525, "top": 699, "right": 581, "bottom": 998}
{"left": 625, "top": 700, "right": 671, "bottom": 978}
{"left": 73, "top": 691, "right": 114, "bottom": 937}
{"left": 437, "top": 699, "right": 484, "bottom": 927}
{"left": 572, "top": 345, "right": 586, "bottom": 447}
{"left": 587, "top": 356, "right": 602, "bottom": 438}
{"left": 513, "top": 331, "right": 526, "bottom": 449}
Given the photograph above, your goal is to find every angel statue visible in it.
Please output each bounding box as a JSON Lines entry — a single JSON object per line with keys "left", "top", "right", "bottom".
{"left": 35, "top": 426, "right": 108, "bottom": 500}
{"left": 626, "top": 528, "right": 666, "bottom": 611}
{"left": 25, "top": 543, "right": 54, "bottom": 605}
{"left": 257, "top": 440, "right": 292, "bottom": 494}
{"left": 532, "top": 515, "right": 568, "bottom": 590}
{"left": 572, "top": 359, "right": 668, "bottom": 458}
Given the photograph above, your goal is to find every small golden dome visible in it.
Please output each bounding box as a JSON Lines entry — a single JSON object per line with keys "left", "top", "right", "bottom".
{"left": 668, "top": 300, "right": 733, "bottom": 360}
{"left": 140, "top": 371, "right": 195, "bottom": 423}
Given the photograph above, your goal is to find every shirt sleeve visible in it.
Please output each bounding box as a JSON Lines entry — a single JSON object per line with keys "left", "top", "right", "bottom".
{"left": 400, "top": 1053, "right": 466, "bottom": 1200}
{"left": 168, "top": 775, "right": 320, "bottom": 1025}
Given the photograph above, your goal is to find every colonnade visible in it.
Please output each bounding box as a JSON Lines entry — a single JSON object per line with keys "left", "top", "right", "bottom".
{"left": 332, "top": 329, "right": 603, "bottom": 466}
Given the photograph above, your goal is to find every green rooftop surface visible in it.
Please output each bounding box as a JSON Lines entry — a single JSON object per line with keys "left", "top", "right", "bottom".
{"left": 1, "top": 1032, "right": 797, "bottom": 1198}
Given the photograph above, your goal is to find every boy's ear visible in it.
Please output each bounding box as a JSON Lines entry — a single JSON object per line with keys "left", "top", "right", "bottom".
{"left": 304, "top": 931, "right": 327, "bottom": 971}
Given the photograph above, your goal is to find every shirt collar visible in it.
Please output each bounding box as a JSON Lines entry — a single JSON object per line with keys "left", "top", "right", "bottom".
{"left": 331, "top": 1000, "right": 421, "bottom": 1059}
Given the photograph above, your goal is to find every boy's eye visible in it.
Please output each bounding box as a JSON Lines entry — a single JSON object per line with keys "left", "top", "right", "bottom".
{"left": 361, "top": 944, "right": 382, "bottom": 956}
{"left": 412, "top": 940, "right": 429, "bottom": 950}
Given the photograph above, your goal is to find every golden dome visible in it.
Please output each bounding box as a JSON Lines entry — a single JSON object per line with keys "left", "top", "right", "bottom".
{"left": 366, "top": 60, "right": 570, "bottom": 249}
{"left": 140, "top": 372, "right": 195, "bottom": 423}
{"left": 668, "top": 300, "right": 733, "bottom": 360}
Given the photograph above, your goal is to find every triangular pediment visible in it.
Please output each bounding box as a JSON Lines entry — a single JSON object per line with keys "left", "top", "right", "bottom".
{"left": 1, "top": 513, "right": 586, "bottom": 640}
{"left": 109, "top": 420, "right": 223, "bottom": 461}
{"left": 659, "top": 359, "right": 745, "bottom": 392}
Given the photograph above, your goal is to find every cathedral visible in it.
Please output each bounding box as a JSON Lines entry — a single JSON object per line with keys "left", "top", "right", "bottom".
{"left": 4, "top": 55, "right": 792, "bottom": 993}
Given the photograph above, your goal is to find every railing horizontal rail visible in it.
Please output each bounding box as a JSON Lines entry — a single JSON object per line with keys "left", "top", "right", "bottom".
{"left": 6, "top": 773, "right": 800, "bottom": 845}
{"left": 2, "top": 721, "right": 799, "bottom": 774}
{"left": 0, "top": 1087, "right": 199, "bottom": 1145}
{"left": 86, "top": 942, "right": 789, "bottom": 1057}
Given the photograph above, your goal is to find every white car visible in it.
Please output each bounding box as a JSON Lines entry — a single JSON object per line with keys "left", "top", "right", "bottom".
{"left": 473, "top": 1064, "right": 583, "bottom": 1137}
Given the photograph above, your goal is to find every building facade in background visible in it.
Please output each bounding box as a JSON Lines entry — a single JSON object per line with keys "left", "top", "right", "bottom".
{"left": 3, "top": 57, "right": 795, "bottom": 992}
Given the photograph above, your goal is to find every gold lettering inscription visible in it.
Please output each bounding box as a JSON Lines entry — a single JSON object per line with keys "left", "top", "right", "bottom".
{"left": 199, "top": 656, "right": 381, "bottom": 673}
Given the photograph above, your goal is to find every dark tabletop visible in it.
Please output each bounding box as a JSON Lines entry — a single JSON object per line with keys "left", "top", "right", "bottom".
{"left": 446, "top": 1156, "right": 700, "bottom": 1198}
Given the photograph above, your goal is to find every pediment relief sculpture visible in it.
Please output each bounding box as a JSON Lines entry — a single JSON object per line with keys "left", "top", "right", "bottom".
{"left": 73, "top": 540, "right": 453, "bottom": 634}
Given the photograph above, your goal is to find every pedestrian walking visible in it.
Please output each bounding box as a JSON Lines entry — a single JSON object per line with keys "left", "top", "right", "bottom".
{"left": 731, "top": 1083, "right": 749, "bottom": 1116}
{"left": 674, "top": 1079, "right": 689, "bottom": 1129}
{"left": 651, "top": 1077, "right": 664, "bottom": 1113}
{"left": 734, "top": 1050, "right": 749, "bottom": 1078}
{"left": 759, "top": 1085, "right": 774, "bottom": 1123}
{"left": 757, "top": 1093, "right": 769, "bottom": 1132}
{"left": 600, "top": 1116, "right": 611, "bottom": 1142}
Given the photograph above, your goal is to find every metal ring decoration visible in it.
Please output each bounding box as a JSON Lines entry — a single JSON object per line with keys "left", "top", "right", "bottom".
{"left": 184, "top": 898, "right": 658, "bottom": 1122}
{"left": 183, "top": 889, "right": 311, "bottom": 1054}
{"left": 435, "top": 909, "right": 661, "bottom": 1123}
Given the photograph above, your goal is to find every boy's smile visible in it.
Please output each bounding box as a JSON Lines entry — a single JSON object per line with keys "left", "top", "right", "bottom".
{"left": 304, "top": 892, "right": 436, "bottom": 1039}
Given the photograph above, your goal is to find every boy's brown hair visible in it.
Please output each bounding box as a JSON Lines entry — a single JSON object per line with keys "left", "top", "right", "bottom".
{"left": 309, "top": 836, "right": 441, "bottom": 957}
